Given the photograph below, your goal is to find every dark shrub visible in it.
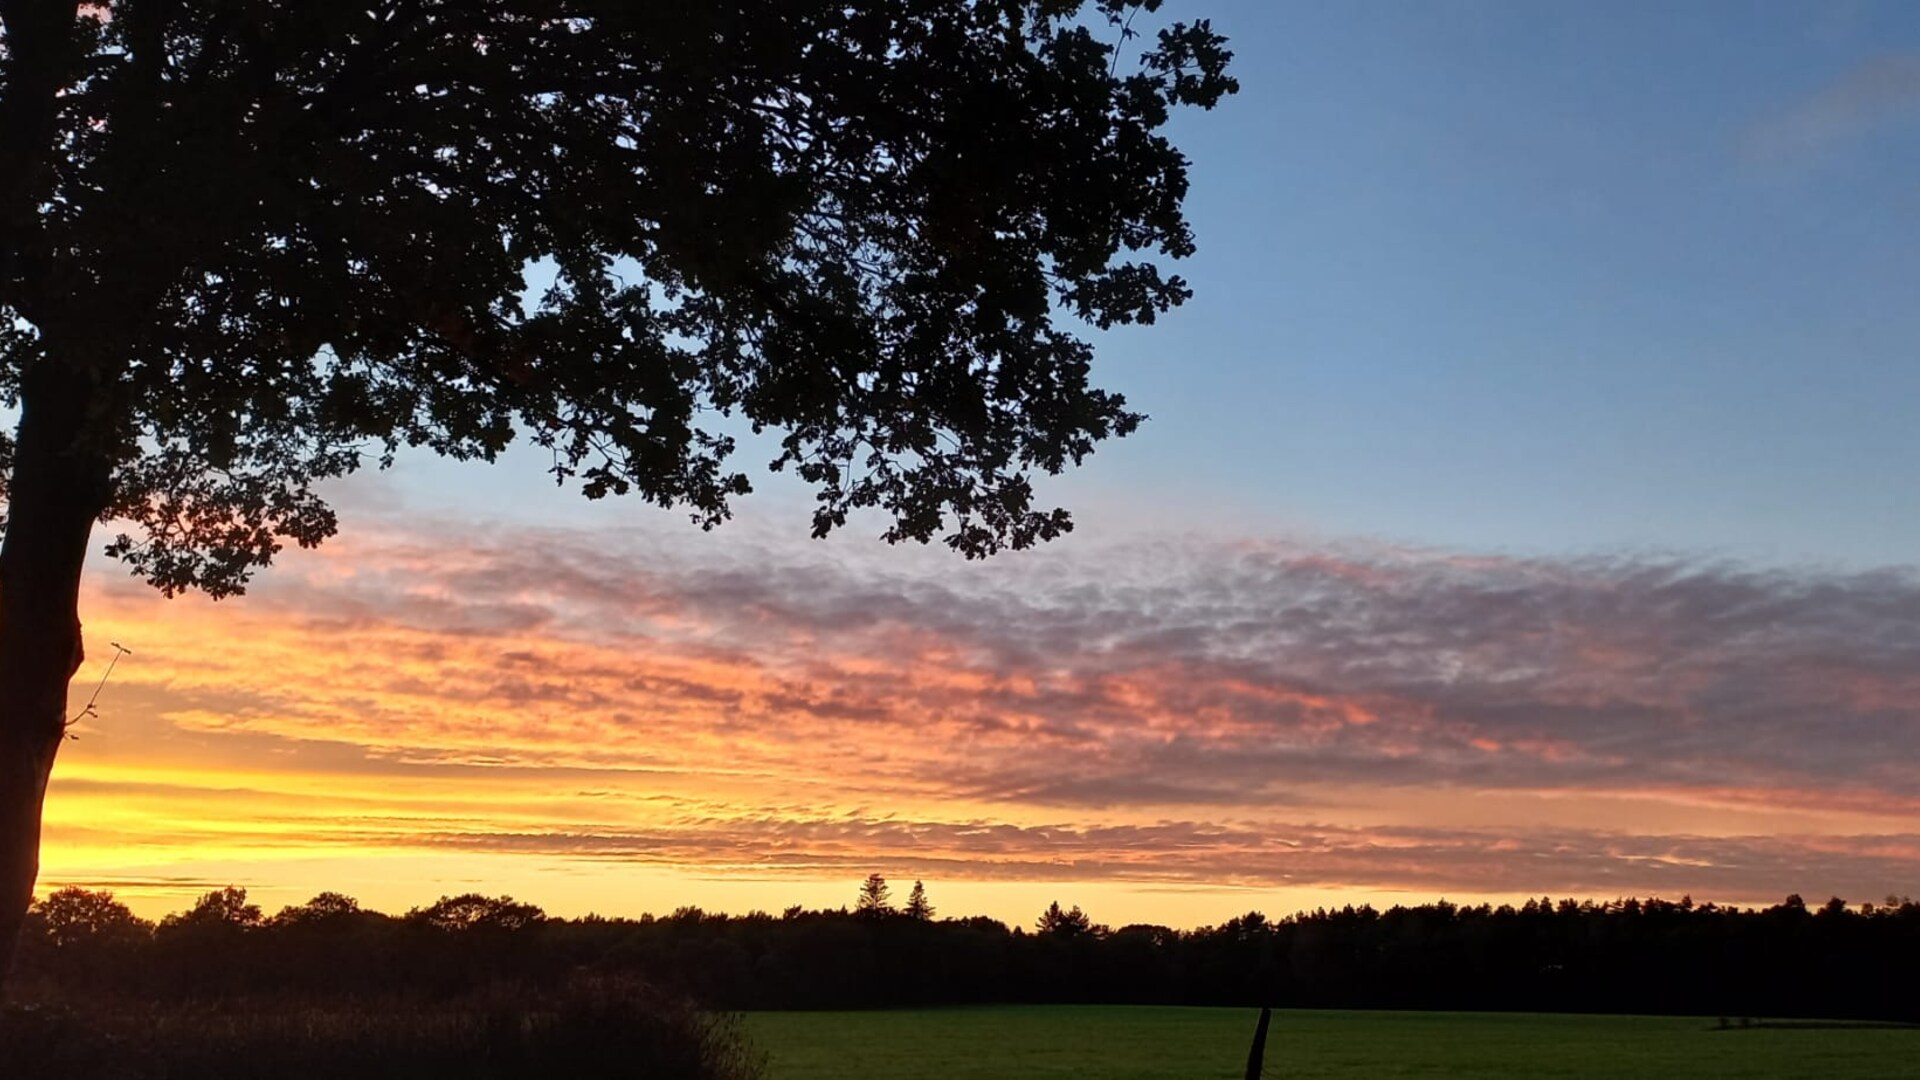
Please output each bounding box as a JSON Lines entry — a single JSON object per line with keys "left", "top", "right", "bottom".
{"left": 0, "top": 976, "right": 763, "bottom": 1080}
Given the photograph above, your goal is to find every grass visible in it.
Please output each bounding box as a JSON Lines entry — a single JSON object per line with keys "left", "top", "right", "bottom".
{"left": 746, "top": 1005, "right": 1918, "bottom": 1079}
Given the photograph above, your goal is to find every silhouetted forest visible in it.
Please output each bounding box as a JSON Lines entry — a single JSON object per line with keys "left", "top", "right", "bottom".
{"left": 16, "top": 881, "right": 1919, "bottom": 1022}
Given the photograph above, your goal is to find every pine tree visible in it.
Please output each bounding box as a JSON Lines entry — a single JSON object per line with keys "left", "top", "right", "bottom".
{"left": 856, "top": 874, "right": 893, "bottom": 918}
{"left": 905, "top": 881, "right": 934, "bottom": 921}
{"left": 1037, "top": 901, "right": 1094, "bottom": 938}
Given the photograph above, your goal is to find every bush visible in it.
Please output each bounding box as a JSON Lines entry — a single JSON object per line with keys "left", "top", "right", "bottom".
{"left": 0, "top": 977, "right": 764, "bottom": 1080}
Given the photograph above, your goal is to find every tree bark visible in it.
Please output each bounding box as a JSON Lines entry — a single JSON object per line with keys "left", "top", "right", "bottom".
{"left": 0, "top": 360, "right": 111, "bottom": 994}
{"left": 0, "top": 2, "right": 123, "bottom": 995}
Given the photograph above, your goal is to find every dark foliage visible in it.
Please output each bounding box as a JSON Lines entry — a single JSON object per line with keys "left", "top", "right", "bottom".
{"left": 15, "top": 887, "right": 1920, "bottom": 1022}
{"left": 0, "top": 0, "right": 1234, "bottom": 991}
{"left": 1036, "top": 900, "right": 1095, "bottom": 938}
{"left": 0, "top": 0, "right": 1236, "bottom": 589}
{"left": 0, "top": 976, "right": 764, "bottom": 1079}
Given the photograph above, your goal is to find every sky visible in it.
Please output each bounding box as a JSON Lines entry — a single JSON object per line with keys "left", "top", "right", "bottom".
{"left": 45, "top": 1, "right": 1920, "bottom": 929}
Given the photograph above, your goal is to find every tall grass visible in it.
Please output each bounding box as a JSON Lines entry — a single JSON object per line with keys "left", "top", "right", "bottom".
{"left": 0, "top": 976, "right": 765, "bottom": 1080}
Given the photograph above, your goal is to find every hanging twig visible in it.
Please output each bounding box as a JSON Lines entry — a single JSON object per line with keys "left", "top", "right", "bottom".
{"left": 65, "top": 641, "right": 132, "bottom": 737}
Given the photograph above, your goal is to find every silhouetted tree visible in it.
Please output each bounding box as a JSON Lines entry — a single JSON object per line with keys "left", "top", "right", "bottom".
{"left": 148, "top": 886, "right": 266, "bottom": 995}
{"left": 0, "top": 0, "right": 1235, "bottom": 986}
{"left": 270, "top": 891, "right": 368, "bottom": 929}
{"left": 905, "top": 881, "right": 935, "bottom": 921}
{"left": 409, "top": 894, "right": 546, "bottom": 933}
{"left": 1037, "top": 901, "right": 1094, "bottom": 938}
{"left": 856, "top": 875, "right": 893, "bottom": 919}
{"left": 31, "top": 885, "right": 149, "bottom": 949}
{"left": 14, "top": 885, "right": 150, "bottom": 990}
{"left": 15, "top": 887, "right": 1920, "bottom": 1017}
{"left": 161, "top": 886, "right": 263, "bottom": 932}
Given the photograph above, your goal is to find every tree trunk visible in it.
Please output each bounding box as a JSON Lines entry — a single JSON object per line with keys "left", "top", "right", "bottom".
{"left": 0, "top": 693, "right": 66, "bottom": 992}
{"left": 0, "top": 361, "right": 111, "bottom": 994}
{"left": 0, "top": 1, "right": 102, "bottom": 994}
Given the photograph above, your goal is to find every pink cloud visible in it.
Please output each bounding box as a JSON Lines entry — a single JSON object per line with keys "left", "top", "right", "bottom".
{"left": 59, "top": 513, "right": 1920, "bottom": 903}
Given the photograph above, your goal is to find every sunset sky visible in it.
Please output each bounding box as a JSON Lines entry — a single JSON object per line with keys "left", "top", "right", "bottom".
{"left": 48, "top": 1, "right": 1920, "bottom": 928}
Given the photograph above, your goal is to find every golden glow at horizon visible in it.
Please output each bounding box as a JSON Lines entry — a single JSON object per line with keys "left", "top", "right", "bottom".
{"left": 43, "top": 537, "right": 1919, "bottom": 928}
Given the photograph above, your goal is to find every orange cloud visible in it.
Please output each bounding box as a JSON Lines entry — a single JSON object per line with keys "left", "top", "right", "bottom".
{"left": 44, "top": 515, "right": 1920, "bottom": 920}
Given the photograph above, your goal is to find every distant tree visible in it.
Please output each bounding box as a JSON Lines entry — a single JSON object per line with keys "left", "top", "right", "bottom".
{"left": 270, "top": 890, "right": 370, "bottom": 929}
{"left": 1229, "top": 911, "right": 1269, "bottom": 940}
{"left": 31, "top": 885, "right": 149, "bottom": 949}
{"left": 409, "top": 893, "right": 546, "bottom": 933}
{"left": 856, "top": 875, "right": 894, "bottom": 919}
{"left": 12, "top": 889, "right": 1920, "bottom": 1019}
{"left": 161, "top": 886, "right": 263, "bottom": 931}
{"left": 1037, "top": 901, "right": 1094, "bottom": 938}
{"left": 0, "top": 0, "right": 1235, "bottom": 987}
{"left": 905, "top": 880, "right": 935, "bottom": 921}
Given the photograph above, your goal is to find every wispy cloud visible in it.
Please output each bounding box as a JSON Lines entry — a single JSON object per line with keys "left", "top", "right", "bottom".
{"left": 53, "top": 513, "right": 1920, "bottom": 906}
{"left": 1747, "top": 52, "right": 1920, "bottom": 161}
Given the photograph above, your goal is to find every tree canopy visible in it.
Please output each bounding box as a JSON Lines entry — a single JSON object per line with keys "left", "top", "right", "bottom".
{"left": 159, "top": 885, "right": 263, "bottom": 930}
{"left": 409, "top": 893, "right": 548, "bottom": 934}
{"left": 31, "top": 884, "right": 144, "bottom": 949}
{"left": 0, "top": 0, "right": 1235, "bottom": 596}
{"left": 0, "top": 0, "right": 1233, "bottom": 988}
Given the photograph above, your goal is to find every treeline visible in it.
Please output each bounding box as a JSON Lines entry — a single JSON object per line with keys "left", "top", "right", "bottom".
{"left": 16, "top": 880, "right": 1920, "bottom": 1021}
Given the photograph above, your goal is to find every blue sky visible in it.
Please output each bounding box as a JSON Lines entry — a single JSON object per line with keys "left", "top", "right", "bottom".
{"left": 389, "top": 2, "right": 1920, "bottom": 569}
{"left": 1055, "top": 0, "right": 1920, "bottom": 566}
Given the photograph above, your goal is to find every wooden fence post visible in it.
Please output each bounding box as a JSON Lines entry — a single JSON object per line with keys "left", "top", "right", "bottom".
{"left": 1244, "top": 1005, "right": 1272, "bottom": 1080}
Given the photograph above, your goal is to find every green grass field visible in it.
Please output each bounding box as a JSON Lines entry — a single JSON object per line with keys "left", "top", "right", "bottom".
{"left": 746, "top": 1006, "right": 1916, "bottom": 1079}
